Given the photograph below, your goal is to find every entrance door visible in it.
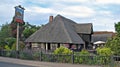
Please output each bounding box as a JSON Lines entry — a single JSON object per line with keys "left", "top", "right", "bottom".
{"left": 57, "top": 43, "right": 60, "bottom": 48}
{"left": 48, "top": 43, "right": 51, "bottom": 50}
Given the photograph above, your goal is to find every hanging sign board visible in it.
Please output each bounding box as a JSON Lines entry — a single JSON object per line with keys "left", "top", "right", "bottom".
{"left": 14, "top": 5, "right": 24, "bottom": 23}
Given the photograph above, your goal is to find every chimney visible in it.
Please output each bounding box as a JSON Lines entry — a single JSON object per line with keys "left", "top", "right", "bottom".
{"left": 49, "top": 16, "right": 53, "bottom": 23}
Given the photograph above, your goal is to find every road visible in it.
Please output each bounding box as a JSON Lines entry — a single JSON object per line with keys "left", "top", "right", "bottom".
{"left": 0, "top": 57, "right": 101, "bottom": 67}
{"left": 0, "top": 61, "right": 34, "bottom": 67}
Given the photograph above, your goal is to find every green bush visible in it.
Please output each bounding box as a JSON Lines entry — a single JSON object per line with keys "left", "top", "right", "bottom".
{"left": 5, "top": 51, "right": 11, "bottom": 57}
{"left": 74, "top": 49, "right": 91, "bottom": 64}
{"left": 19, "top": 51, "right": 33, "bottom": 60}
{"left": 96, "top": 47, "right": 113, "bottom": 65}
{"left": 12, "top": 41, "right": 25, "bottom": 50}
{"left": 96, "top": 47, "right": 113, "bottom": 56}
{"left": 79, "top": 49, "right": 90, "bottom": 56}
{"left": 5, "top": 45, "right": 11, "bottom": 51}
{"left": 53, "top": 46, "right": 72, "bottom": 63}
{"left": 33, "top": 52, "right": 40, "bottom": 60}
{"left": 41, "top": 54, "right": 56, "bottom": 62}
{"left": 54, "top": 46, "right": 72, "bottom": 54}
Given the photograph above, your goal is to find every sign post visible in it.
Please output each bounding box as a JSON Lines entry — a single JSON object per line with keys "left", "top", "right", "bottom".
{"left": 14, "top": 5, "right": 25, "bottom": 56}
{"left": 16, "top": 23, "right": 19, "bottom": 51}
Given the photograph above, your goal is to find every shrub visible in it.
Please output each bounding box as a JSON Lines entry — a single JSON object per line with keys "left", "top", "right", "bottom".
{"left": 53, "top": 46, "right": 72, "bottom": 63}
{"left": 74, "top": 49, "right": 91, "bottom": 64}
{"left": 54, "top": 46, "right": 72, "bottom": 55}
{"left": 33, "top": 52, "right": 40, "bottom": 60}
{"left": 96, "top": 47, "right": 113, "bottom": 65}
{"left": 19, "top": 51, "right": 33, "bottom": 60}
{"left": 4, "top": 46, "right": 11, "bottom": 57}
{"left": 12, "top": 41, "right": 25, "bottom": 50}
{"left": 5, "top": 45, "right": 11, "bottom": 51}
{"left": 79, "top": 49, "right": 90, "bottom": 56}
{"left": 96, "top": 47, "right": 113, "bottom": 56}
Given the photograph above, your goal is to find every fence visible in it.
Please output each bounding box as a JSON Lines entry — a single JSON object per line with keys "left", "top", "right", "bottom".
{"left": 0, "top": 50, "right": 120, "bottom": 67}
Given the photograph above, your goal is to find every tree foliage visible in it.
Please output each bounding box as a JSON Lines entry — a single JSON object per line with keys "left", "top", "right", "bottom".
{"left": 104, "top": 22, "right": 120, "bottom": 56}
{"left": 0, "top": 23, "right": 12, "bottom": 49}
{"left": 5, "top": 37, "right": 16, "bottom": 48}
{"left": 23, "top": 22, "right": 41, "bottom": 39}
{"left": 0, "top": 16, "right": 42, "bottom": 50}
{"left": 105, "top": 36, "right": 120, "bottom": 55}
{"left": 12, "top": 41, "right": 25, "bottom": 50}
{"left": 5, "top": 45, "right": 11, "bottom": 51}
{"left": 10, "top": 17, "right": 25, "bottom": 39}
{"left": 115, "top": 22, "right": 120, "bottom": 35}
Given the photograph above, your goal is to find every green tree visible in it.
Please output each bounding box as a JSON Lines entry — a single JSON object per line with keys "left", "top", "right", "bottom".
{"left": 12, "top": 41, "right": 25, "bottom": 50}
{"left": 0, "top": 23, "right": 12, "bottom": 49}
{"left": 5, "top": 37, "right": 16, "bottom": 48}
{"left": 105, "top": 36, "right": 120, "bottom": 55}
{"left": 0, "top": 21, "right": 42, "bottom": 50}
{"left": 115, "top": 22, "right": 120, "bottom": 35}
{"left": 23, "top": 22, "right": 41, "bottom": 39}
{"left": 104, "top": 22, "right": 120, "bottom": 56}
{"left": 10, "top": 17, "right": 25, "bottom": 40}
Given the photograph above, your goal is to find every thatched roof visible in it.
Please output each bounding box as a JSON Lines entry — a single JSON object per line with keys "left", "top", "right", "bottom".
{"left": 25, "top": 15, "right": 93, "bottom": 44}
{"left": 92, "top": 32, "right": 114, "bottom": 42}
{"left": 74, "top": 23, "right": 93, "bottom": 34}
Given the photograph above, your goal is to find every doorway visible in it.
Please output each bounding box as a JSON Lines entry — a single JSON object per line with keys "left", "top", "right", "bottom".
{"left": 48, "top": 43, "right": 51, "bottom": 50}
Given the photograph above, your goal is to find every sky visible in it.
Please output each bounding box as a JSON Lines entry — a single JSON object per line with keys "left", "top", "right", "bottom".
{"left": 0, "top": 0, "right": 120, "bottom": 32}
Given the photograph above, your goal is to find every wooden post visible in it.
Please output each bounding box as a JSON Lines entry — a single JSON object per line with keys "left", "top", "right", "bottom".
{"left": 16, "top": 23, "right": 19, "bottom": 51}
{"left": 16, "top": 23, "right": 19, "bottom": 58}
{"left": 71, "top": 50, "right": 74, "bottom": 64}
{"left": 40, "top": 50, "right": 42, "bottom": 61}
{"left": 84, "top": 44, "right": 86, "bottom": 49}
{"left": 46, "top": 43, "right": 48, "bottom": 50}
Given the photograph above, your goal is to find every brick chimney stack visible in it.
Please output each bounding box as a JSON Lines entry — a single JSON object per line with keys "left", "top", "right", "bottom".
{"left": 49, "top": 16, "right": 53, "bottom": 23}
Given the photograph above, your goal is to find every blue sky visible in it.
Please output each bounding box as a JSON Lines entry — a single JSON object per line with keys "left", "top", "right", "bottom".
{"left": 0, "top": 0, "right": 120, "bottom": 32}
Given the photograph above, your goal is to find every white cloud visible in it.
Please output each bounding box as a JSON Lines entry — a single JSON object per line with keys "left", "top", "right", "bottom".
{"left": 55, "top": 0, "right": 89, "bottom": 3}
{"left": 0, "top": 0, "right": 117, "bottom": 32}
{"left": 0, "top": 0, "right": 25, "bottom": 24}
{"left": 100, "top": 11, "right": 111, "bottom": 15}
{"left": 33, "top": 0, "right": 89, "bottom": 3}
{"left": 99, "top": 10, "right": 113, "bottom": 17}
{"left": 57, "top": 6, "right": 96, "bottom": 18}
{"left": 26, "top": 5, "right": 96, "bottom": 18}
{"left": 92, "top": 17, "right": 115, "bottom": 32}
{"left": 96, "top": 0, "right": 120, "bottom": 4}
{"left": 0, "top": 5, "right": 14, "bottom": 24}
{"left": 26, "top": 6, "right": 56, "bottom": 14}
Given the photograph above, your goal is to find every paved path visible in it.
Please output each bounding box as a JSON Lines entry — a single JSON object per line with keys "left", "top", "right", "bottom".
{"left": 0, "top": 57, "right": 101, "bottom": 67}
